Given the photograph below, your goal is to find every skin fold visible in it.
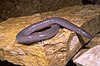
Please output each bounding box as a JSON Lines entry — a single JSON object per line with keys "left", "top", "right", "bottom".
{"left": 16, "top": 17, "right": 93, "bottom": 44}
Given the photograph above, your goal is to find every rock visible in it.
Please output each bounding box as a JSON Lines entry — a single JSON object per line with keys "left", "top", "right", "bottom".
{"left": 0, "top": 5, "right": 100, "bottom": 66}
{"left": 0, "top": 0, "right": 82, "bottom": 22}
{"left": 73, "top": 45, "right": 100, "bottom": 66}
{"left": 73, "top": 33, "right": 100, "bottom": 66}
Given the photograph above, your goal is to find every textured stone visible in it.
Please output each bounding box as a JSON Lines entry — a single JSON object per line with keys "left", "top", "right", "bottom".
{"left": 73, "top": 33, "right": 100, "bottom": 66}
{"left": 73, "top": 45, "right": 100, "bottom": 66}
{"left": 0, "top": 0, "right": 82, "bottom": 22}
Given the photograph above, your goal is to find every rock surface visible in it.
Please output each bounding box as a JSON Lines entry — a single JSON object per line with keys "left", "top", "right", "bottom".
{"left": 0, "top": 5, "right": 100, "bottom": 66}
{"left": 0, "top": 0, "right": 82, "bottom": 22}
{"left": 73, "top": 33, "right": 100, "bottom": 66}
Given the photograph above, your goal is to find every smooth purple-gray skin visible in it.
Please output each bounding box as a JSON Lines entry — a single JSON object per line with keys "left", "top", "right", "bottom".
{"left": 16, "top": 17, "right": 93, "bottom": 44}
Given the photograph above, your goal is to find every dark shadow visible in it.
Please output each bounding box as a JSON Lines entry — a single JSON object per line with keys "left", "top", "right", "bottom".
{"left": 66, "top": 60, "right": 77, "bottom": 66}
{"left": 0, "top": 61, "right": 20, "bottom": 66}
{"left": 82, "top": 0, "right": 95, "bottom": 5}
